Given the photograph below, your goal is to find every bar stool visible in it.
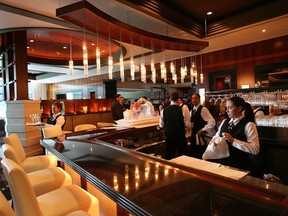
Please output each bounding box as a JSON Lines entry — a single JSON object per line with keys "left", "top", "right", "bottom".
{"left": 4, "top": 134, "right": 58, "bottom": 173}
{"left": 0, "top": 190, "right": 15, "bottom": 216}
{"left": 1, "top": 158, "right": 99, "bottom": 216}
{"left": 74, "top": 124, "right": 96, "bottom": 132}
{"left": 2, "top": 144, "right": 72, "bottom": 196}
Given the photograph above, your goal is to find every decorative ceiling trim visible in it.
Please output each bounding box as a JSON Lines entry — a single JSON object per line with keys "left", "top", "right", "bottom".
{"left": 115, "top": 0, "right": 288, "bottom": 38}
{"left": 56, "top": 0, "right": 208, "bottom": 52}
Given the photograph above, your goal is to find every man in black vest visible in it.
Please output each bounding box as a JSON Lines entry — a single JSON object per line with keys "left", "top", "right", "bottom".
{"left": 111, "top": 94, "right": 124, "bottom": 121}
{"left": 45, "top": 102, "right": 65, "bottom": 129}
{"left": 159, "top": 92, "right": 191, "bottom": 160}
{"left": 190, "top": 94, "right": 216, "bottom": 159}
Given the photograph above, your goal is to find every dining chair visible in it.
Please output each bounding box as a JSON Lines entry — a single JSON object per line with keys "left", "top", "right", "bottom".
{"left": 2, "top": 144, "right": 72, "bottom": 196}
{"left": 4, "top": 133, "right": 58, "bottom": 173}
{"left": 74, "top": 124, "right": 96, "bottom": 132}
{"left": 1, "top": 158, "right": 99, "bottom": 216}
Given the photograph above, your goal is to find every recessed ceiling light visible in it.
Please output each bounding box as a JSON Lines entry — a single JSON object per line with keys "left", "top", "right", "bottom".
{"left": 63, "top": 46, "right": 67, "bottom": 49}
{"left": 27, "top": 46, "right": 30, "bottom": 49}
{"left": 91, "top": 43, "right": 95, "bottom": 46}
{"left": 207, "top": 11, "right": 212, "bottom": 15}
{"left": 29, "top": 39, "right": 34, "bottom": 43}
{"left": 262, "top": 29, "right": 266, "bottom": 32}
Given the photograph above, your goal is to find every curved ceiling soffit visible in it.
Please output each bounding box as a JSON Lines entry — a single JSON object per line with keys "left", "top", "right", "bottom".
{"left": 1, "top": 27, "right": 124, "bottom": 66}
{"left": 56, "top": 0, "right": 209, "bottom": 53}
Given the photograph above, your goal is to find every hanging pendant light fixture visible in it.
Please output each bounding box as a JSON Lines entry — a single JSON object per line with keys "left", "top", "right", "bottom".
{"left": 200, "top": 53, "right": 204, "bottom": 83}
{"left": 68, "top": 32, "right": 73, "bottom": 76}
{"left": 190, "top": 56, "right": 198, "bottom": 84}
{"left": 119, "top": 31, "right": 125, "bottom": 82}
{"left": 95, "top": 19, "right": 101, "bottom": 75}
{"left": 151, "top": 40, "right": 156, "bottom": 84}
{"left": 82, "top": 10, "right": 88, "bottom": 78}
{"left": 83, "top": 41, "right": 88, "bottom": 78}
{"left": 140, "top": 38, "right": 146, "bottom": 83}
{"left": 130, "top": 35, "right": 135, "bottom": 80}
{"left": 108, "top": 25, "right": 113, "bottom": 79}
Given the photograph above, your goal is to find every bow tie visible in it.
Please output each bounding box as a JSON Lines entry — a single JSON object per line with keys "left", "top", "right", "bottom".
{"left": 228, "top": 122, "right": 235, "bottom": 131}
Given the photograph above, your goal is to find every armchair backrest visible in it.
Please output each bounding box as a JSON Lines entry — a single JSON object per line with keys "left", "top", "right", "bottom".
{"left": 2, "top": 144, "right": 23, "bottom": 166}
{"left": 4, "top": 134, "right": 26, "bottom": 162}
{"left": 74, "top": 124, "right": 96, "bottom": 132}
{"left": 42, "top": 125, "right": 63, "bottom": 139}
{"left": 1, "top": 159, "right": 42, "bottom": 216}
{"left": 0, "top": 189, "right": 15, "bottom": 216}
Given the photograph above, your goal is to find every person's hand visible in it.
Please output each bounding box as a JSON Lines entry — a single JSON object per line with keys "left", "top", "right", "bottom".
{"left": 222, "top": 132, "right": 234, "bottom": 143}
{"left": 197, "top": 129, "right": 204, "bottom": 135}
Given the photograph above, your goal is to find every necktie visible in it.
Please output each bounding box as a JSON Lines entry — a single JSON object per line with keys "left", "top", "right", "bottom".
{"left": 228, "top": 122, "right": 235, "bottom": 132}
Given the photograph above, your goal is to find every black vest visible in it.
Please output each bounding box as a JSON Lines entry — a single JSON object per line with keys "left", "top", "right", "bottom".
{"left": 46, "top": 114, "right": 65, "bottom": 129}
{"left": 220, "top": 118, "right": 251, "bottom": 171}
{"left": 191, "top": 106, "right": 206, "bottom": 133}
{"left": 163, "top": 105, "right": 185, "bottom": 136}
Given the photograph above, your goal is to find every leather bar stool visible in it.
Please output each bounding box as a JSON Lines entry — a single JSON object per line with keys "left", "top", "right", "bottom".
{"left": 2, "top": 144, "right": 72, "bottom": 196}
{"left": 4, "top": 134, "right": 58, "bottom": 173}
{"left": 1, "top": 158, "right": 99, "bottom": 216}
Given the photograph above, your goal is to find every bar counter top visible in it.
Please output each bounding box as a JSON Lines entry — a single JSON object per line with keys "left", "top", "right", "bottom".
{"left": 41, "top": 135, "right": 288, "bottom": 216}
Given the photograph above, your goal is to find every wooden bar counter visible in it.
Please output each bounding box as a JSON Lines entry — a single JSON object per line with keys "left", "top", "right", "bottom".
{"left": 40, "top": 127, "right": 288, "bottom": 216}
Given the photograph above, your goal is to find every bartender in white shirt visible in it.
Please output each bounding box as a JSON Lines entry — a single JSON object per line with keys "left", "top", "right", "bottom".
{"left": 213, "top": 97, "right": 260, "bottom": 175}
{"left": 190, "top": 94, "right": 216, "bottom": 159}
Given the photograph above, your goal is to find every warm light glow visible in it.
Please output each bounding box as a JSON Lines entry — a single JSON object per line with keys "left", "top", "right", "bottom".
{"left": 151, "top": 60, "right": 156, "bottom": 84}
{"left": 69, "top": 60, "right": 73, "bottom": 76}
{"left": 96, "top": 47, "right": 101, "bottom": 75}
{"left": 180, "top": 66, "right": 187, "bottom": 83}
{"left": 82, "top": 41, "right": 88, "bottom": 78}
{"left": 130, "top": 56, "right": 135, "bottom": 80}
{"left": 108, "top": 55, "right": 113, "bottom": 79}
{"left": 200, "top": 73, "right": 204, "bottom": 83}
{"left": 190, "top": 66, "right": 198, "bottom": 84}
{"left": 160, "top": 61, "right": 167, "bottom": 83}
{"left": 140, "top": 63, "right": 146, "bottom": 83}
{"left": 207, "top": 11, "right": 212, "bottom": 15}
{"left": 170, "top": 62, "right": 175, "bottom": 74}
{"left": 119, "top": 54, "right": 125, "bottom": 82}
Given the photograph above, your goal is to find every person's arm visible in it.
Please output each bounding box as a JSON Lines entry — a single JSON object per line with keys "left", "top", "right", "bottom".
{"left": 55, "top": 115, "right": 65, "bottom": 128}
{"left": 182, "top": 105, "right": 191, "bottom": 128}
{"left": 201, "top": 107, "right": 216, "bottom": 131}
{"left": 231, "top": 122, "right": 260, "bottom": 155}
{"left": 159, "top": 109, "right": 164, "bottom": 128}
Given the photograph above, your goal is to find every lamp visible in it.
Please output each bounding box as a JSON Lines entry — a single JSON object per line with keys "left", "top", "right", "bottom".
{"left": 200, "top": 53, "right": 204, "bottom": 83}
{"left": 108, "top": 25, "right": 113, "bottom": 79}
{"left": 119, "top": 31, "right": 124, "bottom": 82}
{"left": 83, "top": 41, "right": 88, "bottom": 78}
{"left": 160, "top": 61, "right": 167, "bottom": 83}
{"left": 190, "top": 56, "right": 198, "bottom": 84}
{"left": 95, "top": 20, "right": 101, "bottom": 75}
{"left": 140, "top": 63, "right": 146, "bottom": 83}
{"left": 151, "top": 60, "right": 156, "bottom": 84}
{"left": 68, "top": 32, "right": 73, "bottom": 76}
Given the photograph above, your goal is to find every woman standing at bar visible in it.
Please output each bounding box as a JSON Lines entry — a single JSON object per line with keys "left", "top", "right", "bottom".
{"left": 214, "top": 97, "right": 260, "bottom": 173}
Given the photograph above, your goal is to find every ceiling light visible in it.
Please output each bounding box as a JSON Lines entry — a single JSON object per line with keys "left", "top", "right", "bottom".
{"left": 29, "top": 39, "right": 34, "bottom": 43}
{"left": 207, "top": 11, "right": 212, "bottom": 15}
{"left": 63, "top": 46, "right": 67, "bottom": 49}
{"left": 262, "top": 29, "right": 266, "bottom": 32}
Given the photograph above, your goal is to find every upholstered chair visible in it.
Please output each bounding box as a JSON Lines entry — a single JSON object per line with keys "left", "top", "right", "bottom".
{"left": 1, "top": 158, "right": 99, "bottom": 216}
{"left": 0, "top": 190, "right": 15, "bottom": 216}
{"left": 74, "top": 124, "right": 96, "bottom": 132}
{"left": 2, "top": 144, "right": 72, "bottom": 196}
{"left": 42, "top": 125, "right": 66, "bottom": 141}
{"left": 4, "top": 133, "right": 58, "bottom": 173}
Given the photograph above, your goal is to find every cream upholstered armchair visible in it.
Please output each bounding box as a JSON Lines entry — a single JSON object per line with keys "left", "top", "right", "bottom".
{"left": 1, "top": 158, "right": 99, "bottom": 216}
{"left": 4, "top": 133, "right": 58, "bottom": 173}
{"left": 2, "top": 144, "right": 72, "bottom": 196}
{"left": 42, "top": 125, "right": 66, "bottom": 141}
{"left": 74, "top": 124, "right": 96, "bottom": 132}
{"left": 0, "top": 188, "right": 15, "bottom": 216}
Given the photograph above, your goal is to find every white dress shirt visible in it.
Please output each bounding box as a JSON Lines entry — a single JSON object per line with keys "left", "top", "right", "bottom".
{"left": 159, "top": 101, "right": 191, "bottom": 128}
{"left": 45, "top": 113, "right": 65, "bottom": 128}
{"left": 191, "top": 104, "right": 216, "bottom": 131}
{"left": 214, "top": 114, "right": 260, "bottom": 155}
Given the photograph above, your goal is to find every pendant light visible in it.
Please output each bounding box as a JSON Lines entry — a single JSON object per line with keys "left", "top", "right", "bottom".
{"left": 68, "top": 31, "right": 73, "bottom": 76}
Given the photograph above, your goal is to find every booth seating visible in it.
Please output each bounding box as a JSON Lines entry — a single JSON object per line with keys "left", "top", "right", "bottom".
{"left": 4, "top": 134, "right": 57, "bottom": 173}
{"left": 1, "top": 158, "right": 99, "bottom": 216}
{"left": 2, "top": 144, "right": 72, "bottom": 196}
{"left": 74, "top": 124, "right": 96, "bottom": 132}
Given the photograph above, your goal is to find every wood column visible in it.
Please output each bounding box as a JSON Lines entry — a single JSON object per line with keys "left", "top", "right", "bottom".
{"left": 2, "top": 31, "right": 29, "bottom": 100}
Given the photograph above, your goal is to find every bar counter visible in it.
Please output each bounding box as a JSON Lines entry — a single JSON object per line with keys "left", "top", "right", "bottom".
{"left": 41, "top": 132, "right": 288, "bottom": 216}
